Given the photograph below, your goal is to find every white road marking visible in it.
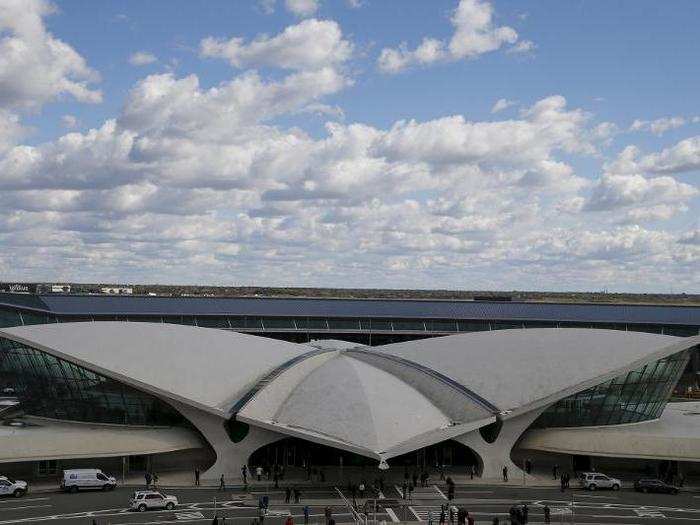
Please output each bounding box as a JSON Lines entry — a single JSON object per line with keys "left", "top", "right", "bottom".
{"left": 176, "top": 511, "right": 205, "bottom": 520}
{"left": 433, "top": 484, "right": 447, "bottom": 500}
{"left": 634, "top": 508, "right": 666, "bottom": 518}
{"left": 577, "top": 494, "right": 620, "bottom": 499}
{"left": 386, "top": 507, "right": 400, "bottom": 522}
{"left": 408, "top": 505, "right": 422, "bottom": 520}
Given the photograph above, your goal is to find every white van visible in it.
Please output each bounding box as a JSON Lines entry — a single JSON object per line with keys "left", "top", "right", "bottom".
{"left": 61, "top": 469, "right": 116, "bottom": 492}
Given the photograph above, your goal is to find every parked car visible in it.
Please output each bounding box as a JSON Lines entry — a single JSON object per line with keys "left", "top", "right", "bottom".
{"left": 0, "top": 476, "right": 27, "bottom": 497}
{"left": 61, "top": 469, "right": 116, "bottom": 492}
{"left": 579, "top": 472, "right": 622, "bottom": 491}
{"left": 129, "top": 490, "right": 178, "bottom": 512}
{"left": 634, "top": 479, "right": 679, "bottom": 494}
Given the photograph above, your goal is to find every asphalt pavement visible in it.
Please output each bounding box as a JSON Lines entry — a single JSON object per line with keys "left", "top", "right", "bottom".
{"left": 0, "top": 483, "right": 699, "bottom": 525}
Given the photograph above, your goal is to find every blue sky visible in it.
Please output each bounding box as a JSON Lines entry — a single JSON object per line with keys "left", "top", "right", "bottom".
{"left": 0, "top": 0, "right": 698, "bottom": 291}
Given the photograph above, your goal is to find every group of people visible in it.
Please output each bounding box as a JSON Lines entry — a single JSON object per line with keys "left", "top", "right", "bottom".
{"left": 143, "top": 471, "right": 159, "bottom": 489}
{"left": 284, "top": 486, "right": 302, "bottom": 503}
{"left": 428, "top": 503, "right": 475, "bottom": 525}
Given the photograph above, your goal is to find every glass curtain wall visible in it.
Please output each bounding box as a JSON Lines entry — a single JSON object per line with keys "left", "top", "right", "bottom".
{"left": 533, "top": 350, "right": 690, "bottom": 428}
{"left": 0, "top": 337, "right": 187, "bottom": 426}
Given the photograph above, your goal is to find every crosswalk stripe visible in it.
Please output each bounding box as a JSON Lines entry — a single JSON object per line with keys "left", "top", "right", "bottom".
{"left": 434, "top": 485, "right": 447, "bottom": 500}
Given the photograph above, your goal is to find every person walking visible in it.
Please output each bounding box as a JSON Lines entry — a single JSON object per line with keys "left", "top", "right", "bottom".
{"left": 359, "top": 482, "right": 365, "bottom": 499}
{"left": 439, "top": 506, "right": 446, "bottom": 525}
{"left": 525, "top": 460, "right": 532, "bottom": 475}
{"left": 195, "top": 467, "right": 200, "bottom": 486}
{"left": 457, "top": 508, "right": 466, "bottom": 525}
{"left": 219, "top": 474, "right": 226, "bottom": 491}
{"left": 552, "top": 464, "right": 558, "bottom": 480}
{"left": 502, "top": 466, "right": 508, "bottom": 482}
{"left": 428, "top": 510, "right": 434, "bottom": 525}
{"left": 303, "top": 505, "right": 310, "bottom": 525}
{"left": 408, "top": 483, "right": 414, "bottom": 501}
{"left": 274, "top": 470, "right": 279, "bottom": 489}
{"left": 256, "top": 466, "right": 263, "bottom": 482}
{"left": 466, "top": 512, "right": 474, "bottom": 525}
{"left": 560, "top": 475, "right": 566, "bottom": 493}
{"left": 544, "top": 504, "right": 551, "bottom": 524}
{"left": 470, "top": 465, "right": 475, "bottom": 480}
{"left": 152, "top": 472, "right": 159, "bottom": 488}
{"left": 212, "top": 516, "right": 219, "bottom": 525}
{"left": 241, "top": 465, "right": 248, "bottom": 485}
{"left": 522, "top": 503, "right": 529, "bottom": 525}
{"left": 285, "top": 487, "right": 291, "bottom": 503}
{"left": 401, "top": 481, "right": 407, "bottom": 500}
{"left": 144, "top": 472, "right": 152, "bottom": 489}
{"left": 324, "top": 506, "right": 332, "bottom": 525}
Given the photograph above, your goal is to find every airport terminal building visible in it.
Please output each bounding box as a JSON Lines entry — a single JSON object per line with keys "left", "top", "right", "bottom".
{"left": 1, "top": 314, "right": 699, "bottom": 482}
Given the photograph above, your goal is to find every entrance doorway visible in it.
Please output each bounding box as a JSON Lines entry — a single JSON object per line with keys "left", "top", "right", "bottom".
{"left": 389, "top": 440, "right": 480, "bottom": 472}
{"left": 249, "top": 437, "right": 375, "bottom": 470}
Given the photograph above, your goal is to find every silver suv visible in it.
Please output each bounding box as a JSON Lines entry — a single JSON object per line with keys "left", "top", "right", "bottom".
{"left": 579, "top": 472, "right": 621, "bottom": 491}
{"left": 129, "top": 490, "right": 178, "bottom": 512}
{"left": 0, "top": 476, "right": 27, "bottom": 498}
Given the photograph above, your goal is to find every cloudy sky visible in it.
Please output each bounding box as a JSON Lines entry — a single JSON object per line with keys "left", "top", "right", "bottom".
{"left": 0, "top": 0, "right": 698, "bottom": 292}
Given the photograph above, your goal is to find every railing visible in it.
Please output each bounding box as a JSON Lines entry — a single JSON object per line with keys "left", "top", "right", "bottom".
{"left": 334, "top": 486, "right": 369, "bottom": 525}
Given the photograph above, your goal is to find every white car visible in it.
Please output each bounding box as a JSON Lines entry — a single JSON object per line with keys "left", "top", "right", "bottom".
{"left": 579, "top": 472, "right": 622, "bottom": 491}
{"left": 130, "top": 491, "right": 178, "bottom": 512}
{"left": 0, "top": 476, "right": 28, "bottom": 497}
{"left": 61, "top": 469, "right": 117, "bottom": 492}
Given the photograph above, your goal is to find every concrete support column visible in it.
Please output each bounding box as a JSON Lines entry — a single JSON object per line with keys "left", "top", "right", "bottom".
{"left": 454, "top": 409, "right": 545, "bottom": 481}
{"left": 174, "top": 403, "right": 286, "bottom": 482}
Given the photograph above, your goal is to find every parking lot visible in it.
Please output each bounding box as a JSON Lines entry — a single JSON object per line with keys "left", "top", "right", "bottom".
{"left": 1, "top": 483, "right": 700, "bottom": 525}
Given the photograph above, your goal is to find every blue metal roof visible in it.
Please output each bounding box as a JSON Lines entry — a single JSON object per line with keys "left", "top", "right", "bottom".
{"left": 0, "top": 293, "right": 698, "bottom": 326}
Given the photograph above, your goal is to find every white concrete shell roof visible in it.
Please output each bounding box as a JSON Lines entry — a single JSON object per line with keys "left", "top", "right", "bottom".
{"left": 1, "top": 323, "right": 697, "bottom": 461}
{"left": 378, "top": 329, "right": 700, "bottom": 417}
{"left": 0, "top": 322, "right": 307, "bottom": 416}
{"left": 237, "top": 350, "right": 495, "bottom": 460}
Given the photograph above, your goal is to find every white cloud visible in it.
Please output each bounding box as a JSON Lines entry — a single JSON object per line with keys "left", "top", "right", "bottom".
{"left": 606, "top": 137, "right": 700, "bottom": 175}
{"left": 257, "top": 0, "right": 276, "bottom": 14}
{"left": 0, "top": 109, "right": 25, "bottom": 153}
{"left": 284, "top": 0, "right": 320, "bottom": 17}
{"left": 346, "top": 0, "right": 362, "bottom": 7}
{"left": 506, "top": 39, "right": 536, "bottom": 54}
{"left": 0, "top": 0, "right": 101, "bottom": 110}
{"left": 629, "top": 116, "right": 686, "bottom": 136}
{"left": 200, "top": 18, "right": 352, "bottom": 71}
{"left": 585, "top": 172, "right": 697, "bottom": 214}
{"left": 128, "top": 51, "right": 158, "bottom": 66}
{"left": 679, "top": 229, "right": 700, "bottom": 246}
{"left": 60, "top": 114, "right": 78, "bottom": 129}
{"left": 378, "top": 0, "right": 522, "bottom": 74}
{"left": 491, "top": 98, "right": 516, "bottom": 113}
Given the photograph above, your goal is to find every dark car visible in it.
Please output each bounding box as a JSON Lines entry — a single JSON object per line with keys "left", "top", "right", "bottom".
{"left": 634, "top": 479, "right": 679, "bottom": 494}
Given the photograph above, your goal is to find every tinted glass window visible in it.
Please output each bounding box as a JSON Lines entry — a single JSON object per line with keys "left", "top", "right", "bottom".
{"left": 533, "top": 350, "right": 690, "bottom": 428}
{"left": 0, "top": 337, "right": 189, "bottom": 427}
